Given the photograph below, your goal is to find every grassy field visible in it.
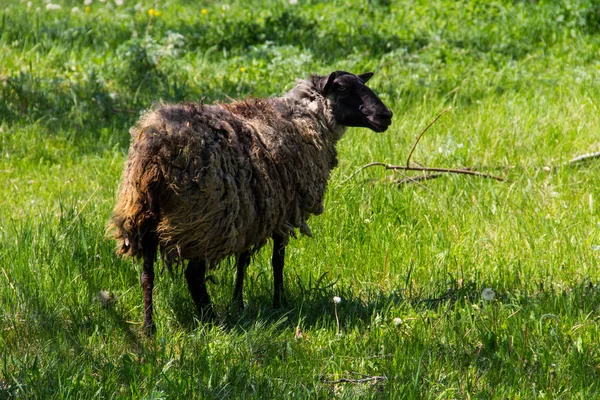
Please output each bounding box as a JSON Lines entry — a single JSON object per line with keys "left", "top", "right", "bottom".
{"left": 2, "top": 0, "right": 600, "bottom": 398}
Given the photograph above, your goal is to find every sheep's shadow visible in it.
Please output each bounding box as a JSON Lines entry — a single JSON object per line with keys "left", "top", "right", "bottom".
{"left": 166, "top": 270, "right": 481, "bottom": 334}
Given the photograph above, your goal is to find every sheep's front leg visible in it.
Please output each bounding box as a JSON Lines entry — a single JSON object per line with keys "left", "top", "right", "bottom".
{"left": 233, "top": 251, "right": 251, "bottom": 310}
{"left": 141, "top": 234, "right": 158, "bottom": 334}
{"left": 185, "top": 259, "right": 213, "bottom": 320}
{"left": 272, "top": 234, "right": 286, "bottom": 308}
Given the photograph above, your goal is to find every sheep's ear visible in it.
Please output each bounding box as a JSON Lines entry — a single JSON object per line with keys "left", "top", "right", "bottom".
{"left": 321, "top": 72, "right": 337, "bottom": 95}
{"left": 359, "top": 72, "right": 374, "bottom": 83}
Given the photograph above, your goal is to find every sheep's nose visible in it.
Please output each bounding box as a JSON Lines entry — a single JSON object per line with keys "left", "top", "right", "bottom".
{"left": 383, "top": 108, "right": 393, "bottom": 119}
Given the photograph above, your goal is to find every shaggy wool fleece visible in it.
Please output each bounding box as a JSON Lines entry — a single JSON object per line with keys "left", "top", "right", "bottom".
{"left": 110, "top": 77, "right": 346, "bottom": 266}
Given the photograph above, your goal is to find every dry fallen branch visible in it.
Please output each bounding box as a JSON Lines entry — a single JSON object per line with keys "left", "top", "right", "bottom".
{"left": 393, "top": 173, "right": 444, "bottom": 186}
{"left": 321, "top": 374, "right": 388, "bottom": 385}
{"left": 348, "top": 162, "right": 505, "bottom": 183}
{"left": 112, "top": 107, "right": 138, "bottom": 114}
{"left": 346, "top": 108, "right": 506, "bottom": 186}
{"left": 566, "top": 150, "right": 600, "bottom": 165}
{"left": 406, "top": 107, "right": 452, "bottom": 167}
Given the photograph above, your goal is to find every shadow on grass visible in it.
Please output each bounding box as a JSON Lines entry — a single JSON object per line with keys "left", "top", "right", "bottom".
{"left": 173, "top": 9, "right": 429, "bottom": 64}
{"left": 162, "top": 269, "right": 484, "bottom": 335}
{"left": 164, "top": 270, "right": 600, "bottom": 340}
{"left": 7, "top": 257, "right": 144, "bottom": 356}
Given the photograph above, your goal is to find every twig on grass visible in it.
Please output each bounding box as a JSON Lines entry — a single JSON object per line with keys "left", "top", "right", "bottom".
{"left": 321, "top": 375, "right": 388, "bottom": 385}
{"left": 393, "top": 173, "right": 444, "bottom": 186}
{"left": 406, "top": 107, "right": 452, "bottom": 167}
{"left": 345, "top": 107, "right": 506, "bottom": 186}
{"left": 347, "top": 162, "right": 506, "bottom": 183}
{"left": 566, "top": 150, "right": 600, "bottom": 165}
{"left": 112, "top": 107, "right": 138, "bottom": 114}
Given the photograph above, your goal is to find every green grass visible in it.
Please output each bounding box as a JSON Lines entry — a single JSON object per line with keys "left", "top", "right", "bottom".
{"left": 2, "top": 0, "right": 600, "bottom": 398}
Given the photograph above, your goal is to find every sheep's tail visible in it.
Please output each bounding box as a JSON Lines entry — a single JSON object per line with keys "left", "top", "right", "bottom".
{"left": 108, "top": 154, "right": 163, "bottom": 259}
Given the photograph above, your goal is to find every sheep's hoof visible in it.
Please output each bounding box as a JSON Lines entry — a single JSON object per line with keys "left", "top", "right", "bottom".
{"left": 197, "top": 305, "right": 215, "bottom": 322}
{"left": 272, "top": 296, "right": 287, "bottom": 309}
{"left": 233, "top": 297, "right": 244, "bottom": 311}
{"left": 143, "top": 322, "right": 156, "bottom": 336}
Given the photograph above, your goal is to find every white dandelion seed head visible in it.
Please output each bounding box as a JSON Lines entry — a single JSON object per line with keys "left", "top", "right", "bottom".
{"left": 84, "top": 0, "right": 92, "bottom": 5}
{"left": 72, "top": 7, "right": 80, "bottom": 12}
{"left": 289, "top": 0, "right": 298, "bottom": 4}
{"left": 46, "top": 3, "right": 62, "bottom": 10}
{"left": 393, "top": 317, "right": 403, "bottom": 326}
{"left": 27, "top": 1, "right": 32, "bottom": 7}
{"left": 114, "top": 0, "right": 123, "bottom": 6}
{"left": 98, "top": 290, "right": 114, "bottom": 307}
{"left": 333, "top": 296, "right": 341, "bottom": 304}
{"left": 482, "top": 288, "right": 495, "bottom": 301}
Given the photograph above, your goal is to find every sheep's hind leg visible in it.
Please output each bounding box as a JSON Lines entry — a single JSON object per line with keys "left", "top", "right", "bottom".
{"left": 141, "top": 234, "right": 158, "bottom": 335}
{"left": 185, "top": 259, "right": 214, "bottom": 321}
{"left": 233, "top": 251, "right": 251, "bottom": 310}
{"left": 272, "top": 234, "right": 286, "bottom": 308}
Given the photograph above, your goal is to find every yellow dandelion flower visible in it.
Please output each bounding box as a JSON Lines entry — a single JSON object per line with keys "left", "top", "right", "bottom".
{"left": 201, "top": 9, "right": 208, "bottom": 15}
{"left": 154, "top": 10, "right": 161, "bottom": 16}
{"left": 85, "top": 6, "right": 91, "bottom": 13}
{"left": 240, "top": 67, "right": 246, "bottom": 72}
{"left": 148, "top": 8, "right": 155, "bottom": 16}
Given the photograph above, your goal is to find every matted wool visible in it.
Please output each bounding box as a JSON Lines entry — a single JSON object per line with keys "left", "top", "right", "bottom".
{"left": 109, "top": 77, "right": 347, "bottom": 268}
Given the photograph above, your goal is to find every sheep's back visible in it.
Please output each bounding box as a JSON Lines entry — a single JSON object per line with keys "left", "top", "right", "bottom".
{"left": 129, "top": 102, "right": 293, "bottom": 265}
{"left": 114, "top": 96, "right": 337, "bottom": 266}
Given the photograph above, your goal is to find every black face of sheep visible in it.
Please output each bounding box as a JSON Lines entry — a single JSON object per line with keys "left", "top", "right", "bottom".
{"left": 320, "top": 71, "right": 393, "bottom": 133}
{"left": 109, "top": 70, "right": 394, "bottom": 334}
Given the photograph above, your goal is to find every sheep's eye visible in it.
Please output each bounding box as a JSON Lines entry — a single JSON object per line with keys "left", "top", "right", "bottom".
{"left": 337, "top": 86, "right": 347, "bottom": 92}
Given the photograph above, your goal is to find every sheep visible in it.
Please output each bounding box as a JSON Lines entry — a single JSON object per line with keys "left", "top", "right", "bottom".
{"left": 109, "top": 70, "right": 393, "bottom": 332}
